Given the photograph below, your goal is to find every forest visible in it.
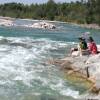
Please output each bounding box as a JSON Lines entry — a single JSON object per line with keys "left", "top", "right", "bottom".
{"left": 0, "top": 0, "right": 100, "bottom": 25}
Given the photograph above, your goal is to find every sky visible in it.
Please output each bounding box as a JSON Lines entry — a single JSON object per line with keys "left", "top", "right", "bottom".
{"left": 0, "top": 0, "right": 81, "bottom": 4}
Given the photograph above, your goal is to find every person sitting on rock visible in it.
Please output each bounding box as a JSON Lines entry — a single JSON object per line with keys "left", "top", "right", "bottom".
{"left": 88, "top": 37, "right": 98, "bottom": 54}
{"left": 71, "top": 37, "right": 89, "bottom": 56}
{"left": 78, "top": 37, "right": 89, "bottom": 56}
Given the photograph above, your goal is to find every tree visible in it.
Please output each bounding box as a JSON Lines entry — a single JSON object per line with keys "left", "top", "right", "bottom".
{"left": 0, "top": 1, "right": 99, "bottom": 25}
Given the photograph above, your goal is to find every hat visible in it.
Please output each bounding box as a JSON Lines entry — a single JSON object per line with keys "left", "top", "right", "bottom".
{"left": 88, "top": 36, "right": 94, "bottom": 42}
{"left": 78, "top": 37, "right": 85, "bottom": 40}
{"left": 84, "top": 32, "right": 90, "bottom": 35}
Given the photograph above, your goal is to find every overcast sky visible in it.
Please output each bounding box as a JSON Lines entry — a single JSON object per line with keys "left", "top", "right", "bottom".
{"left": 0, "top": 0, "right": 81, "bottom": 4}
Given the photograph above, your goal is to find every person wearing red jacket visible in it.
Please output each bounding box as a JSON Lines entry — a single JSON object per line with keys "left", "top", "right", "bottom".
{"left": 88, "top": 37, "right": 98, "bottom": 54}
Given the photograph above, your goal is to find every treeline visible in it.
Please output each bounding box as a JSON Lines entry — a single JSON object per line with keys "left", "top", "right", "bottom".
{"left": 0, "top": 0, "right": 100, "bottom": 25}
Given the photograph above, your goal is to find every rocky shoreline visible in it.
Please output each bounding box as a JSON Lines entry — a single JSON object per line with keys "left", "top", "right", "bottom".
{"left": 49, "top": 45, "right": 100, "bottom": 96}
{"left": 0, "top": 16, "right": 100, "bottom": 30}
{"left": 0, "top": 17, "right": 56, "bottom": 29}
{"left": 69, "top": 22, "right": 100, "bottom": 30}
{"left": 80, "top": 24, "right": 100, "bottom": 30}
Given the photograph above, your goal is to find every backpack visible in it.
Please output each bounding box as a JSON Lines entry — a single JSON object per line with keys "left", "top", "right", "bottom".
{"left": 80, "top": 41, "right": 87, "bottom": 50}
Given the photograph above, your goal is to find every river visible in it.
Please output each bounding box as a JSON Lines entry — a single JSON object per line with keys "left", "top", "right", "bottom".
{"left": 0, "top": 19, "right": 100, "bottom": 100}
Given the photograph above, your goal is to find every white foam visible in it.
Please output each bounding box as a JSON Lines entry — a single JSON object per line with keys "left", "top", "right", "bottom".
{"left": 60, "top": 89, "right": 79, "bottom": 99}
{"left": 0, "top": 36, "right": 80, "bottom": 98}
{"left": 50, "top": 79, "right": 79, "bottom": 99}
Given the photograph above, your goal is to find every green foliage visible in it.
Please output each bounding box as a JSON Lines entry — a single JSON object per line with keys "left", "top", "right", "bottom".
{"left": 0, "top": 0, "right": 99, "bottom": 25}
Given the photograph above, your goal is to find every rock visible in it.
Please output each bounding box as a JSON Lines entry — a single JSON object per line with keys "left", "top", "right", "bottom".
{"left": 30, "top": 22, "right": 56, "bottom": 29}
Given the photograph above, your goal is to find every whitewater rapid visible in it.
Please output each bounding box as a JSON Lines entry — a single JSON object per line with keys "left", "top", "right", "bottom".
{"left": 0, "top": 36, "right": 80, "bottom": 100}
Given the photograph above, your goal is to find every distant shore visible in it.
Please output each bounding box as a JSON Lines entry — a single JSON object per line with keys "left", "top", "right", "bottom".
{"left": 67, "top": 22, "right": 100, "bottom": 30}
{"left": 80, "top": 23, "right": 100, "bottom": 30}
{"left": 0, "top": 16, "right": 100, "bottom": 30}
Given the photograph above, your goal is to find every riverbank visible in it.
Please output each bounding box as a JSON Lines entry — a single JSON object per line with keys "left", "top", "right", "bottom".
{"left": 0, "top": 17, "right": 56, "bottom": 29}
{"left": 68, "top": 22, "right": 100, "bottom": 30}
{"left": 0, "top": 16, "right": 100, "bottom": 30}
{"left": 80, "top": 24, "right": 100, "bottom": 30}
{"left": 0, "top": 16, "right": 14, "bottom": 26}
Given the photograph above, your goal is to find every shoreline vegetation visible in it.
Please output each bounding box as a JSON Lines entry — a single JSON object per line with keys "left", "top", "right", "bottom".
{"left": 0, "top": 0, "right": 99, "bottom": 29}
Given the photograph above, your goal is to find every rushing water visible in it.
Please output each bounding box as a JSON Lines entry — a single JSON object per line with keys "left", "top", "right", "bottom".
{"left": 0, "top": 19, "right": 100, "bottom": 100}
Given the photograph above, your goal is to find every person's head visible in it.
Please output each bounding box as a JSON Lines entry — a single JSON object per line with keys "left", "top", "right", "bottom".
{"left": 88, "top": 37, "right": 94, "bottom": 42}
{"left": 78, "top": 37, "right": 85, "bottom": 42}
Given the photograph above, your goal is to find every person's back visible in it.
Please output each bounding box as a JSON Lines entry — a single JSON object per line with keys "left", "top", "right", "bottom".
{"left": 80, "top": 40, "right": 88, "bottom": 50}
{"left": 78, "top": 37, "right": 89, "bottom": 56}
{"left": 71, "top": 37, "right": 88, "bottom": 56}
